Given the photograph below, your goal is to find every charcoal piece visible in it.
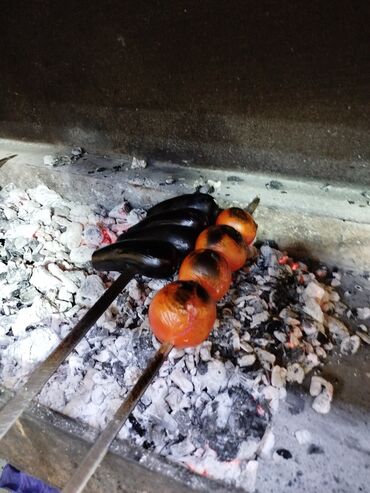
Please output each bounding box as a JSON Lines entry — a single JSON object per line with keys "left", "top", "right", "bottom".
{"left": 111, "top": 361, "right": 126, "bottom": 379}
{"left": 173, "top": 410, "right": 192, "bottom": 436}
{"left": 128, "top": 415, "right": 146, "bottom": 437}
{"left": 142, "top": 440, "right": 154, "bottom": 450}
{"left": 271, "top": 275, "right": 299, "bottom": 313}
{"left": 317, "top": 331, "right": 330, "bottom": 345}
{"left": 276, "top": 448, "right": 292, "bottom": 459}
{"left": 196, "top": 360, "right": 208, "bottom": 375}
{"left": 131, "top": 332, "right": 156, "bottom": 369}
{"left": 210, "top": 343, "right": 238, "bottom": 365}
{"left": 265, "top": 319, "right": 285, "bottom": 335}
{"left": 266, "top": 344, "right": 286, "bottom": 367}
{"left": 194, "top": 386, "right": 270, "bottom": 461}
{"left": 82, "top": 350, "right": 98, "bottom": 364}
{"left": 259, "top": 289, "right": 270, "bottom": 304}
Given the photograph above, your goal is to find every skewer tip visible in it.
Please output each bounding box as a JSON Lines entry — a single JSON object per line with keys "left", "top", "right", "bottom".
{"left": 246, "top": 196, "right": 260, "bottom": 215}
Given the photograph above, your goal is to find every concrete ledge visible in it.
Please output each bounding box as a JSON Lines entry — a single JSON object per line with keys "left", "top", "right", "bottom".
{"left": 1, "top": 139, "right": 369, "bottom": 271}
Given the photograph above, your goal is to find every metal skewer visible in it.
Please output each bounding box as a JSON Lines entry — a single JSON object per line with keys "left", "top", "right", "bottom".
{"left": 63, "top": 341, "right": 173, "bottom": 493}
{"left": 246, "top": 196, "right": 260, "bottom": 215}
{"left": 0, "top": 269, "right": 134, "bottom": 441}
{"left": 0, "top": 154, "right": 17, "bottom": 168}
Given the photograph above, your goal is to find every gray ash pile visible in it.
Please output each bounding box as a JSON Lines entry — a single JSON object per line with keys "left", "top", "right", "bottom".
{"left": 0, "top": 183, "right": 369, "bottom": 491}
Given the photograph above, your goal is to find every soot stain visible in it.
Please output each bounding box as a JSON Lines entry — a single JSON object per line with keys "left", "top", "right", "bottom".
{"left": 174, "top": 281, "right": 209, "bottom": 304}
{"left": 308, "top": 444, "right": 325, "bottom": 455}
{"left": 229, "top": 207, "right": 247, "bottom": 220}
{"left": 194, "top": 250, "right": 220, "bottom": 277}
{"left": 207, "top": 226, "right": 224, "bottom": 245}
{"left": 195, "top": 282, "right": 211, "bottom": 302}
{"left": 222, "top": 224, "right": 244, "bottom": 244}
{"left": 174, "top": 281, "right": 194, "bottom": 305}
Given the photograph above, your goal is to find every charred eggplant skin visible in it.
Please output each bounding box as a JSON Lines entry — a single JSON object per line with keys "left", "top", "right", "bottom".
{"left": 146, "top": 193, "right": 220, "bottom": 224}
{"left": 118, "top": 225, "right": 198, "bottom": 259}
{"left": 92, "top": 239, "right": 179, "bottom": 278}
{"left": 122, "top": 208, "right": 208, "bottom": 237}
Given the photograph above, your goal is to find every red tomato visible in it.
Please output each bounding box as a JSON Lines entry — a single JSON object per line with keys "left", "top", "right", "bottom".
{"left": 149, "top": 281, "right": 216, "bottom": 348}
{"left": 216, "top": 207, "right": 257, "bottom": 245}
{"left": 178, "top": 249, "right": 231, "bottom": 300}
{"left": 195, "top": 225, "right": 248, "bottom": 271}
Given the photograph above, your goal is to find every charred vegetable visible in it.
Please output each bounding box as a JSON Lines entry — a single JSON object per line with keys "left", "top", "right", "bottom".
{"left": 92, "top": 239, "right": 179, "bottom": 278}
{"left": 178, "top": 249, "right": 232, "bottom": 300}
{"left": 118, "top": 224, "right": 198, "bottom": 259}
{"left": 195, "top": 225, "right": 248, "bottom": 271}
{"left": 120, "top": 208, "right": 208, "bottom": 238}
{"left": 216, "top": 207, "right": 258, "bottom": 245}
{"left": 149, "top": 280, "right": 216, "bottom": 348}
{"left": 146, "top": 192, "right": 219, "bottom": 224}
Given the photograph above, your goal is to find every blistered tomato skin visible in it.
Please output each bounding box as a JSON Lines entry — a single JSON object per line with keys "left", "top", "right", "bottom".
{"left": 179, "top": 249, "right": 232, "bottom": 301}
{"left": 148, "top": 281, "right": 216, "bottom": 348}
{"left": 195, "top": 225, "right": 248, "bottom": 271}
{"left": 216, "top": 208, "right": 257, "bottom": 245}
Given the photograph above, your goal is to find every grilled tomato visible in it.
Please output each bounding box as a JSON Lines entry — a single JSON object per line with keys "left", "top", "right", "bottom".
{"left": 216, "top": 207, "right": 257, "bottom": 245}
{"left": 149, "top": 280, "right": 216, "bottom": 348}
{"left": 178, "top": 249, "right": 231, "bottom": 300}
{"left": 195, "top": 225, "right": 248, "bottom": 271}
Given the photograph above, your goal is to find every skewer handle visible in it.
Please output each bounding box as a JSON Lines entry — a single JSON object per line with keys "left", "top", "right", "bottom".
{"left": 0, "top": 270, "right": 134, "bottom": 441}
{"left": 62, "top": 341, "right": 173, "bottom": 493}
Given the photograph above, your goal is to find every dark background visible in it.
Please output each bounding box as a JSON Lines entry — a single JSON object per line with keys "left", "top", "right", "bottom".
{"left": 1, "top": 1, "right": 369, "bottom": 181}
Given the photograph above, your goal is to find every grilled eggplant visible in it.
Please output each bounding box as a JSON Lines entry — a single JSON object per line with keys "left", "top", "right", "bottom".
{"left": 146, "top": 192, "right": 220, "bottom": 223}
{"left": 92, "top": 239, "right": 179, "bottom": 277}
{"left": 122, "top": 208, "right": 208, "bottom": 237}
{"left": 118, "top": 224, "right": 198, "bottom": 259}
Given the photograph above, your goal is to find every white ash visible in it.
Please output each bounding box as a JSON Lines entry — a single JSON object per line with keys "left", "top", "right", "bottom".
{"left": 309, "top": 376, "right": 333, "bottom": 414}
{"left": 131, "top": 156, "right": 147, "bottom": 169}
{"left": 294, "top": 429, "right": 312, "bottom": 445}
{"left": 0, "top": 183, "right": 369, "bottom": 492}
{"left": 258, "top": 429, "right": 275, "bottom": 459}
{"left": 340, "top": 335, "right": 361, "bottom": 355}
{"left": 357, "top": 307, "right": 370, "bottom": 320}
{"left": 357, "top": 330, "right": 370, "bottom": 345}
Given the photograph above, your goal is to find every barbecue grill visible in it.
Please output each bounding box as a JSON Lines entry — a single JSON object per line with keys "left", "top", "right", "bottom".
{"left": 0, "top": 2, "right": 369, "bottom": 492}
